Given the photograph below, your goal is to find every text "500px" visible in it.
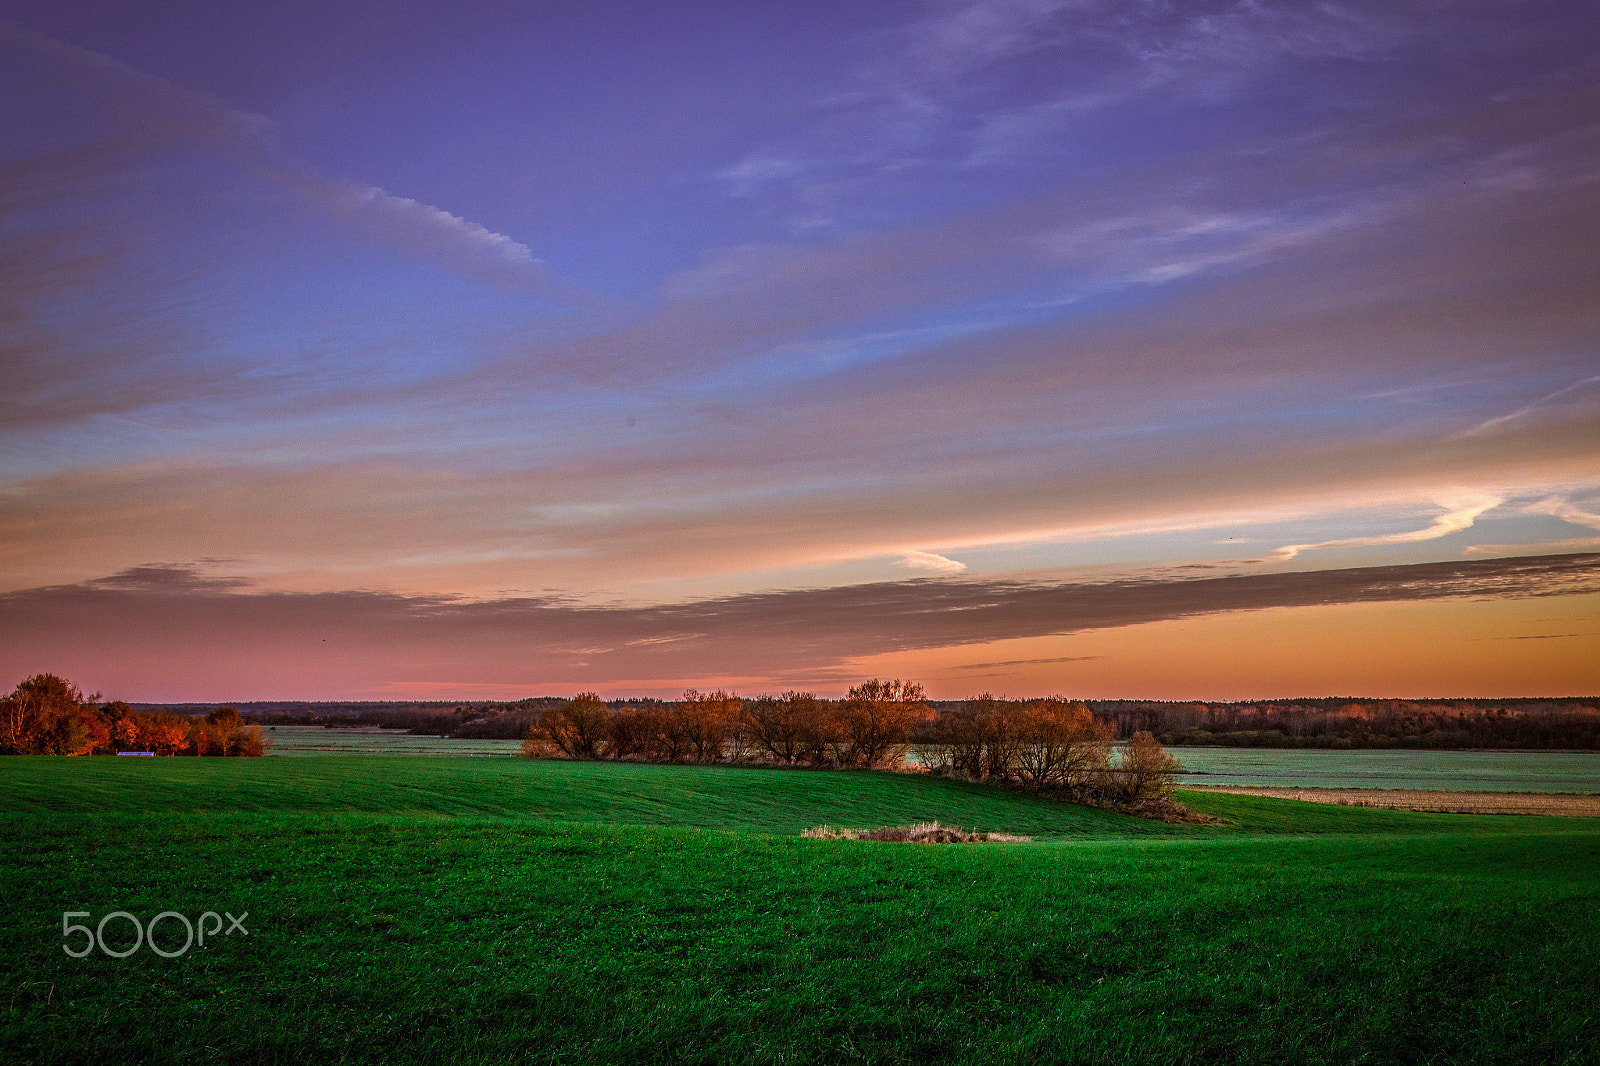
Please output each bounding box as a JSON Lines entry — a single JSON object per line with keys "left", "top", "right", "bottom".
{"left": 63, "top": 910, "right": 248, "bottom": 958}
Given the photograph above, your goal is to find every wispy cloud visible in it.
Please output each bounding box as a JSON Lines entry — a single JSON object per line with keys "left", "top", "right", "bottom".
{"left": 949, "top": 654, "right": 1102, "bottom": 670}
{"left": 717, "top": 0, "right": 1410, "bottom": 209}
{"left": 1456, "top": 374, "right": 1600, "bottom": 438}
{"left": 1527, "top": 495, "right": 1600, "bottom": 531}
{"left": 0, "top": 19, "right": 585, "bottom": 302}
{"left": 898, "top": 550, "right": 967, "bottom": 573}
{"left": 1271, "top": 493, "right": 1502, "bottom": 561}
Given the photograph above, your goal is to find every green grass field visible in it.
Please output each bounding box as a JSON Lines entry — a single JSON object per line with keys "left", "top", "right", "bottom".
{"left": 1168, "top": 746, "right": 1600, "bottom": 792}
{"left": 3, "top": 757, "right": 1597, "bottom": 1064}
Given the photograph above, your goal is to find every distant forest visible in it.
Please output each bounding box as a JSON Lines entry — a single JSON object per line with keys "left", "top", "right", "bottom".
{"left": 226, "top": 693, "right": 1600, "bottom": 750}
{"left": 1093, "top": 698, "right": 1600, "bottom": 750}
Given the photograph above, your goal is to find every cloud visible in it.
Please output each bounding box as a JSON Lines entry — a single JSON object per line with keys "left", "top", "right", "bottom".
{"left": 4, "top": 2, "right": 1600, "bottom": 627}
{"left": 1270, "top": 493, "right": 1502, "bottom": 561}
{"left": 0, "top": 19, "right": 585, "bottom": 302}
{"left": 718, "top": 0, "right": 1413, "bottom": 207}
{"left": 949, "top": 655, "right": 1102, "bottom": 670}
{"left": 1456, "top": 374, "right": 1600, "bottom": 438}
{"left": 1528, "top": 496, "right": 1600, "bottom": 531}
{"left": 0, "top": 141, "right": 241, "bottom": 434}
{"left": 87, "top": 564, "right": 250, "bottom": 594}
{"left": 898, "top": 550, "right": 967, "bottom": 573}
{"left": 1465, "top": 538, "right": 1600, "bottom": 557}
{"left": 275, "top": 169, "right": 547, "bottom": 288}
{"left": 3, "top": 552, "right": 1595, "bottom": 699}
{"left": 1467, "top": 498, "right": 1600, "bottom": 556}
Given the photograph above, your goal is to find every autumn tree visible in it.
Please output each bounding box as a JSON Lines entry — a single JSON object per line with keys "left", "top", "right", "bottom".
{"left": 605, "top": 704, "right": 653, "bottom": 759}
{"left": 679, "top": 689, "right": 741, "bottom": 763}
{"left": 928, "top": 694, "right": 1027, "bottom": 778}
{"left": 837, "top": 679, "right": 929, "bottom": 768}
{"left": 202, "top": 706, "right": 243, "bottom": 755}
{"left": 523, "top": 692, "right": 611, "bottom": 758}
{"left": 1014, "top": 698, "right": 1111, "bottom": 788}
{"left": 1, "top": 674, "right": 88, "bottom": 755}
{"left": 635, "top": 701, "right": 692, "bottom": 762}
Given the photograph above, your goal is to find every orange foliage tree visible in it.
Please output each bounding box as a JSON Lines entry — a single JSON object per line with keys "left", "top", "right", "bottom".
{"left": 836, "top": 679, "right": 930, "bottom": 768}
{"left": 523, "top": 692, "right": 611, "bottom": 758}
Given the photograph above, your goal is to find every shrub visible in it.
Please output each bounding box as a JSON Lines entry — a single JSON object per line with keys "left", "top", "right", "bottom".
{"left": 1116, "top": 731, "right": 1180, "bottom": 801}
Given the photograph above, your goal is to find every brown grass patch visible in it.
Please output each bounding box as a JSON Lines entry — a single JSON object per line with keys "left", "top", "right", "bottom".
{"left": 1184, "top": 785, "right": 1600, "bottom": 817}
{"left": 800, "top": 821, "right": 1031, "bottom": 843}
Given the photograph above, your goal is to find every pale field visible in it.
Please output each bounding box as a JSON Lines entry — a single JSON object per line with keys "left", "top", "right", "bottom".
{"left": 262, "top": 725, "right": 522, "bottom": 756}
{"left": 1183, "top": 786, "right": 1600, "bottom": 817}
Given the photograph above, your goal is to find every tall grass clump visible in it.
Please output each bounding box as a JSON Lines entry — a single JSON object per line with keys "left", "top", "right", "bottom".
{"left": 801, "top": 822, "right": 1031, "bottom": 843}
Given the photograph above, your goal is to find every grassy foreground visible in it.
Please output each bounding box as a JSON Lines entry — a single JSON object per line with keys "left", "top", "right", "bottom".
{"left": 2, "top": 758, "right": 1597, "bottom": 1064}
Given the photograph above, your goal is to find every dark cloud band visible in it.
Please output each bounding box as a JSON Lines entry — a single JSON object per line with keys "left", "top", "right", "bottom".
{"left": 4, "top": 553, "right": 1595, "bottom": 694}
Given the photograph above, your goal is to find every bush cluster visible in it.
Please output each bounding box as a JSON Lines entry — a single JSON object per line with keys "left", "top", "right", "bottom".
{"left": 0, "top": 674, "right": 264, "bottom": 756}
{"left": 924, "top": 695, "right": 1178, "bottom": 801}
{"left": 522, "top": 682, "right": 1181, "bottom": 801}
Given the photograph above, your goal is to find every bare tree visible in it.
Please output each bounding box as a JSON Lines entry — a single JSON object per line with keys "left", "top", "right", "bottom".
{"left": 742, "top": 691, "right": 822, "bottom": 764}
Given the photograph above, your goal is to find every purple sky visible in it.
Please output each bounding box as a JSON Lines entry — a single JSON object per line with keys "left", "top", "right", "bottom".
{"left": 2, "top": 1, "right": 1597, "bottom": 700}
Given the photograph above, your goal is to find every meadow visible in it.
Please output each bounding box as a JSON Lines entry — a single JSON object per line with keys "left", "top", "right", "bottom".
{"left": 263, "top": 724, "right": 523, "bottom": 757}
{"left": 3, "top": 756, "right": 1597, "bottom": 1064}
{"left": 262, "top": 725, "right": 1600, "bottom": 794}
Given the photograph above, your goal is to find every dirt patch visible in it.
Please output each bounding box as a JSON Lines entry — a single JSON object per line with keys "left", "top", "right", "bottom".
{"left": 801, "top": 822, "right": 1031, "bottom": 843}
{"left": 1183, "top": 785, "right": 1600, "bottom": 817}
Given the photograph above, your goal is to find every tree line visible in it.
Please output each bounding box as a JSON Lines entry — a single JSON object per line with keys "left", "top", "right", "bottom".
{"left": 522, "top": 680, "right": 1179, "bottom": 802}
{"left": 352, "top": 694, "right": 1600, "bottom": 750}
{"left": 0, "top": 674, "right": 264, "bottom": 756}
{"left": 1092, "top": 698, "right": 1600, "bottom": 749}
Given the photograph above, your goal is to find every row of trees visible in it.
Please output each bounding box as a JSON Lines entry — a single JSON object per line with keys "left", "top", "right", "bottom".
{"left": 522, "top": 681, "right": 1179, "bottom": 801}
{"left": 922, "top": 695, "right": 1177, "bottom": 800}
{"left": 525, "top": 680, "right": 931, "bottom": 769}
{"left": 1096, "top": 699, "right": 1600, "bottom": 749}
{"left": 0, "top": 674, "right": 264, "bottom": 756}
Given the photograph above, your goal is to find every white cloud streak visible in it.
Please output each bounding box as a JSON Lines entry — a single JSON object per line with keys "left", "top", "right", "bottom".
{"left": 898, "top": 549, "right": 968, "bottom": 573}
{"left": 0, "top": 19, "right": 584, "bottom": 302}
{"left": 1457, "top": 374, "right": 1600, "bottom": 438}
{"left": 1271, "top": 493, "right": 1502, "bottom": 561}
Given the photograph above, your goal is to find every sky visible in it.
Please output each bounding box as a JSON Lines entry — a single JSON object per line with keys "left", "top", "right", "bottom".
{"left": 1, "top": 0, "right": 1597, "bottom": 702}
